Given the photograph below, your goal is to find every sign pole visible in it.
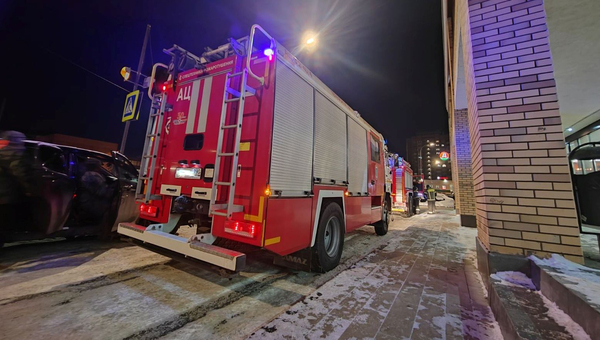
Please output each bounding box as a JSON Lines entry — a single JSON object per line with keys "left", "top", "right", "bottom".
{"left": 120, "top": 24, "right": 151, "bottom": 154}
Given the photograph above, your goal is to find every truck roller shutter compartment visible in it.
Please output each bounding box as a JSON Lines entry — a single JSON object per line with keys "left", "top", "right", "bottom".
{"left": 314, "top": 92, "right": 347, "bottom": 184}
{"left": 347, "top": 119, "right": 368, "bottom": 194}
{"left": 269, "top": 61, "right": 314, "bottom": 196}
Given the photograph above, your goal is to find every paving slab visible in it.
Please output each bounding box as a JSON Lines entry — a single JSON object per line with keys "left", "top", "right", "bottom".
{"left": 247, "top": 211, "right": 503, "bottom": 340}
{"left": 0, "top": 240, "right": 170, "bottom": 303}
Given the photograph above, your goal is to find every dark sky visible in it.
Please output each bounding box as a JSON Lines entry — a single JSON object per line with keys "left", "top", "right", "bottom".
{"left": 0, "top": 0, "right": 448, "bottom": 157}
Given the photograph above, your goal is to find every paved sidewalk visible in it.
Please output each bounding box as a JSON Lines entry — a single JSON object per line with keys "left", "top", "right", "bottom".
{"left": 248, "top": 211, "right": 502, "bottom": 340}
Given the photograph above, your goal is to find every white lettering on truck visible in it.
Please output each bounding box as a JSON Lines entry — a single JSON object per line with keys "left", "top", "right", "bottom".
{"left": 177, "top": 85, "right": 192, "bottom": 101}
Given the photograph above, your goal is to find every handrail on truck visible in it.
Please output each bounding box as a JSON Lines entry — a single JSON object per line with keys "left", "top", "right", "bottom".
{"left": 147, "top": 63, "right": 168, "bottom": 99}
{"left": 246, "top": 24, "right": 276, "bottom": 85}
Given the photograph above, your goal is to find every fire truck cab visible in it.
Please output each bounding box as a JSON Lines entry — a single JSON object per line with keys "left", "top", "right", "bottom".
{"left": 118, "top": 25, "right": 391, "bottom": 272}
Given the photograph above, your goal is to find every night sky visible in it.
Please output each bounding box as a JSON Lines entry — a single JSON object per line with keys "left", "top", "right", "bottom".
{"left": 0, "top": 0, "right": 448, "bottom": 158}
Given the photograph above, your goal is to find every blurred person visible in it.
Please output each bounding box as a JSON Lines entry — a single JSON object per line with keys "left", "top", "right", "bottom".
{"left": 412, "top": 186, "right": 419, "bottom": 215}
{"left": 0, "top": 131, "right": 37, "bottom": 235}
{"left": 78, "top": 158, "right": 112, "bottom": 222}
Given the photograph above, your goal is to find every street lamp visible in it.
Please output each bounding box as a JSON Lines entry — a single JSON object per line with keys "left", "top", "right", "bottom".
{"left": 302, "top": 31, "right": 318, "bottom": 51}
{"left": 418, "top": 142, "right": 435, "bottom": 179}
{"left": 120, "top": 66, "right": 150, "bottom": 88}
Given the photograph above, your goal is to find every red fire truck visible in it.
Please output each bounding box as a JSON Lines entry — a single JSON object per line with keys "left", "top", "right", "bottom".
{"left": 118, "top": 25, "right": 391, "bottom": 272}
{"left": 388, "top": 155, "right": 414, "bottom": 215}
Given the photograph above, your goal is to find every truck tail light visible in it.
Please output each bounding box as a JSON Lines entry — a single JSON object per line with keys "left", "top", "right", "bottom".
{"left": 224, "top": 220, "right": 256, "bottom": 238}
{"left": 264, "top": 184, "right": 271, "bottom": 197}
{"left": 139, "top": 203, "right": 158, "bottom": 217}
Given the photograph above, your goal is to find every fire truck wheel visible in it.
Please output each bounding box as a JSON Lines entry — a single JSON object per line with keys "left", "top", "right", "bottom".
{"left": 313, "top": 202, "right": 345, "bottom": 273}
{"left": 374, "top": 200, "right": 390, "bottom": 236}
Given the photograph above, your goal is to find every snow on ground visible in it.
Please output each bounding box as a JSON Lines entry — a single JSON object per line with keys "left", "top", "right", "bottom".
{"left": 492, "top": 269, "right": 592, "bottom": 340}
{"left": 580, "top": 233, "right": 600, "bottom": 266}
{"left": 490, "top": 271, "right": 536, "bottom": 290}
{"left": 539, "top": 294, "right": 592, "bottom": 340}
{"left": 530, "top": 254, "right": 600, "bottom": 308}
{"left": 247, "top": 211, "right": 503, "bottom": 340}
{"left": 436, "top": 193, "right": 456, "bottom": 208}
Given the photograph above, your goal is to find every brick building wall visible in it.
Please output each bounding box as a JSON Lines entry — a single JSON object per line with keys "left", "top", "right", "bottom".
{"left": 458, "top": 0, "right": 583, "bottom": 262}
{"left": 451, "top": 108, "right": 476, "bottom": 226}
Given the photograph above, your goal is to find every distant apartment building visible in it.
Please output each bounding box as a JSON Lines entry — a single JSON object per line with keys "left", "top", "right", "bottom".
{"left": 406, "top": 132, "right": 452, "bottom": 180}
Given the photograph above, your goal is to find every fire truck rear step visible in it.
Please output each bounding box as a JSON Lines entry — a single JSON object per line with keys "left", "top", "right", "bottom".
{"left": 117, "top": 223, "right": 246, "bottom": 272}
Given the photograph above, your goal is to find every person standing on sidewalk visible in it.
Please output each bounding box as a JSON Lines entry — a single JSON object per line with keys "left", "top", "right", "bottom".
{"left": 412, "top": 186, "right": 420, "bottom": 215}
{"left": 426, "top": 185, "right": 436, "bottom": 214}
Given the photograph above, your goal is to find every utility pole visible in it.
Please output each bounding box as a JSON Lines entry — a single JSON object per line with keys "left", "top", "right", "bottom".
{"left": 120, "top": 24, "right": 151, "bottom": 154}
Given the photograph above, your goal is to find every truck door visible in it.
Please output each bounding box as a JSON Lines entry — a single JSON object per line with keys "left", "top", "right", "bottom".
{"left": 368, "top": 134, "right": 384, "bottom": 197}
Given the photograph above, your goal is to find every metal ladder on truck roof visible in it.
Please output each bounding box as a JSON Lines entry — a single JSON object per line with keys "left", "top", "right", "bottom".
{"left": 136, "top": 93, "right": 168, "bottom": 203}
{"left": 209, "top": 69, "right": 256, "bottom": 219}
{"left": 209, "top": 25, "right": 275, "bottom": 219}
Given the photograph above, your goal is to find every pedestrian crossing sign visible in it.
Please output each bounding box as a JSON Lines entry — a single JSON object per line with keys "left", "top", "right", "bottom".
{"left": 122, "top": 90, "right": 140, "bottom": 122}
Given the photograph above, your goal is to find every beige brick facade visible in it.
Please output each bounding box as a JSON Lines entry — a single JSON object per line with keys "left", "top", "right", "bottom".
{"left": 455, "top": 0, "right": 583, "bottom": 262}
{"left": 450, "top": 109, "right": 476, "bottom": 223}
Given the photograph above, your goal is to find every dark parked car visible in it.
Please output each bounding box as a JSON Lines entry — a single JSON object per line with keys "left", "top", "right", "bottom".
{"left": 0, "top": 141, "right": 139, "bottom": 245}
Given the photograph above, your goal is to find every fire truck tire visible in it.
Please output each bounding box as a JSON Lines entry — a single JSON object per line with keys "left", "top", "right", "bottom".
{"left": 312, "top": 202, "right": 345, "bottom": 273}
{"left": 374, "top": 200, "right": 390, "bottom": 236}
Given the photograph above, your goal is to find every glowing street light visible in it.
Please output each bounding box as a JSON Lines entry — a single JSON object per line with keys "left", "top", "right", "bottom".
{"left": 302, "top": 31, "right": 318, "bottom": 51}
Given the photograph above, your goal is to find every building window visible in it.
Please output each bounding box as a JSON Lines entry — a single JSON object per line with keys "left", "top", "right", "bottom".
{"left": 582, "top": 159, "right": 594, "bottom": 174}
{"left": 590, "top": 129, "right": 600, "bottom": 143}
{"left": 578, "top": 135, "right": 590, "bottom": 146}
{"left": 569, "top": 140, "right": 578, "bottom": 152}
{"left": 572, "top": 160, "right": 583, "bottom": 175}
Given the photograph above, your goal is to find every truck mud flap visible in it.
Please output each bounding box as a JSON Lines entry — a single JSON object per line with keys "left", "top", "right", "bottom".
{"left": 117, "top": 222, "right": 245, "bottom": 272}
{"left": 273, "top": 247, "right": 312, "bottom": 271}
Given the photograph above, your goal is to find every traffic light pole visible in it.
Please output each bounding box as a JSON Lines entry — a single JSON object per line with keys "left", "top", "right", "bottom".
{"left": 120, "top": 24, "right": 151, "bottom": 154}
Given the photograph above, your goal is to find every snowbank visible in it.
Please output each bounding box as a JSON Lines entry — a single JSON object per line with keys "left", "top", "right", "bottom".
{"left": 530, "top": 254, "right": 600, "bottom": 308}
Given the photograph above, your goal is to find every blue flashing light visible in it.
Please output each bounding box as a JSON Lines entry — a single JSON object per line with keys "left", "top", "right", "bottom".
{"left": 264, "top": 48, "right": 274, "bottom": 61}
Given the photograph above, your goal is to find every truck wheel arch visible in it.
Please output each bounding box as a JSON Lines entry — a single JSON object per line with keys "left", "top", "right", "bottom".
{"left": 310, "top": 190, "right": 346, "bottom": 248}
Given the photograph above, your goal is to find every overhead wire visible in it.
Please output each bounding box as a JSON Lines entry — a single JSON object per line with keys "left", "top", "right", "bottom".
{"left": 44, "top": 48, "right": 129, "bottom": 93}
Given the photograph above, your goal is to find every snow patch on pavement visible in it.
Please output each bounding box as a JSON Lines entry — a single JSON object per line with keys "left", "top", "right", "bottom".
{"left": 461, "top": 309, "right": 503, "bottom": 340}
